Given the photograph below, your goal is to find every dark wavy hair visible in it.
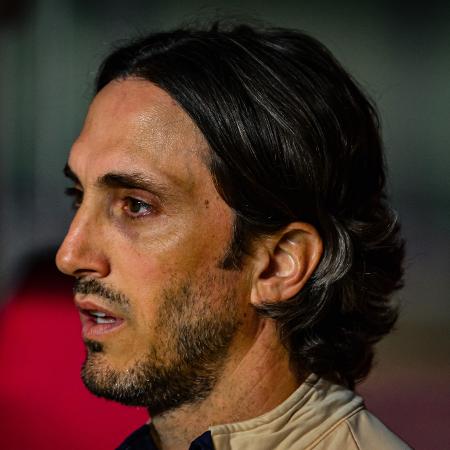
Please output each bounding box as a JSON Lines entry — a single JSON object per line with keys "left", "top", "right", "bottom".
{"left": 95, "top": 23, "right": 405, "bottom": 388}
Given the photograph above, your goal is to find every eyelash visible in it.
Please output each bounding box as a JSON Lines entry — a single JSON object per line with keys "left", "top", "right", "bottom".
{"left": 122, "top": 197, "right": 154, "bottom": 219}
{"left": 64, "top": 188, "right": 154, "bottom": 220}
{"left": 65, "top": 187, "right": 83, "bottom": 210}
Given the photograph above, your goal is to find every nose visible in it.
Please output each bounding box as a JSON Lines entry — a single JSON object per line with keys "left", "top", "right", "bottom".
{"left": 56, "top": 207, "right": 110, "bottom": 279}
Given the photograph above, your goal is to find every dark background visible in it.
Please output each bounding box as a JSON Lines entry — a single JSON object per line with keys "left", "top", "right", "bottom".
{"left": 1, "top": 1, "right": 449, "bottom": 449}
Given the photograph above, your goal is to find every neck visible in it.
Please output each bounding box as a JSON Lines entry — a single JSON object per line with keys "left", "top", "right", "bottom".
{"left": 149, "top": 320, "right": 304, "bottom": 450}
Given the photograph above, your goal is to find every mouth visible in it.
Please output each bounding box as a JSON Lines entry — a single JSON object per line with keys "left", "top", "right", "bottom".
{"left": 77, "top": 301, "right": 126, "bottom": 338}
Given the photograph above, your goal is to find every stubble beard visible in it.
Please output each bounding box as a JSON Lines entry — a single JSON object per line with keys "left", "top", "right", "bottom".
{"left": 80, "top": 275, "right": 241, "bottom": 416}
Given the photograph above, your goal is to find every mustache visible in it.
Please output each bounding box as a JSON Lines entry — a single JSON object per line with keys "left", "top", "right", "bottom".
{"left": 73, "top": 278, "right": 130, "bottom": 309}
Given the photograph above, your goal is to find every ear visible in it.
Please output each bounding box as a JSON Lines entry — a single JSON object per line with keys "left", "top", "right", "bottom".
{"left": 250, "top": 223, "right": 323, "bottom": 306}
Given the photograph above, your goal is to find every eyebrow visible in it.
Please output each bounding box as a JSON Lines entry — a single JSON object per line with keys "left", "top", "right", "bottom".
{"left": 96, "top": 172, "right": 170, "bottom": 196}
{"left": 63, "top": 163, "right": 171, "bottom": 198}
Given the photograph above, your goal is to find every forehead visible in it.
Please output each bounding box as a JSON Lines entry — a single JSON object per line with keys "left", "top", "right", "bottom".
{"left": 70, "top": 78, "right": 210, "bottom": 190}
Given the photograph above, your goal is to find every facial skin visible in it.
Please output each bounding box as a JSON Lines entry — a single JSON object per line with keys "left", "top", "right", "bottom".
{"left": 56, "top": 78, "right": 258, "bottom": 414}
{"left": 56, "top": 77, "right": 323, "bottom": 449}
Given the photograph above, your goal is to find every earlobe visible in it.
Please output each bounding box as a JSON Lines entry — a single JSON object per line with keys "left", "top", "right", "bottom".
{"left": 250, "top": 223, "right": 323, "bottom": 306}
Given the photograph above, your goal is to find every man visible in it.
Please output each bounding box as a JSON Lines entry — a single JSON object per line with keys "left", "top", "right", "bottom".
{"left": 56, "top": 23, "right": 410, "bottom": 449}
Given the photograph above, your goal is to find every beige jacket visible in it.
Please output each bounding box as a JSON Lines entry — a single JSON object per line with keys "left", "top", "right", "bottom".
{"left": 209, "top": 375, "right": 411, "bottom": 450}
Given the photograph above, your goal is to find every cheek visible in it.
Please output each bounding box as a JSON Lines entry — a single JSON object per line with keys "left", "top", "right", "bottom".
{"left": 105, "top": 198, "right": 235, "bottom": 314}
{"left": 111, "top": 211, "right": 233, "bottom": 277}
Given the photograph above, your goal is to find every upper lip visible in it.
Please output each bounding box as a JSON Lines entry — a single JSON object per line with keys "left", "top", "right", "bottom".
{"left": 74, "top": 297, "right": 122, "bottom": 319}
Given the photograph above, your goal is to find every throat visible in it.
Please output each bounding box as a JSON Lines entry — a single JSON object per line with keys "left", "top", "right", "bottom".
{"left": 149, "top": 320, "right": 301, "bottom": 450}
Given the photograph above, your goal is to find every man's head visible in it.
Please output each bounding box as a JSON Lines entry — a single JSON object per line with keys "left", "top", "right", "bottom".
{"left": 56, "top": 23, "right": 404, "bottom": 414}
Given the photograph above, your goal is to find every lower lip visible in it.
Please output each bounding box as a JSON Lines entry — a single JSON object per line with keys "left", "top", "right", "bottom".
{"left": 80, "top": 313, "right": 125, "bottom": 338}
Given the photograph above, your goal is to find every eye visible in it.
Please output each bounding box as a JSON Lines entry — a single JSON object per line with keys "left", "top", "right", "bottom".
{"left": 123, "top": 197, "right": 153, "bottom": 218}
{"left": 65, "top": 187, "right": 83, "bottom": 209}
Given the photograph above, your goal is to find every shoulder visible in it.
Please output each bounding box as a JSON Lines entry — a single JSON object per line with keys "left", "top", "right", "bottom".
{"left": 211, "top": 376, "right": 411, "bottom": 450}
{"left": 310, "top": 408, "right": 412, "bottom": 450}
